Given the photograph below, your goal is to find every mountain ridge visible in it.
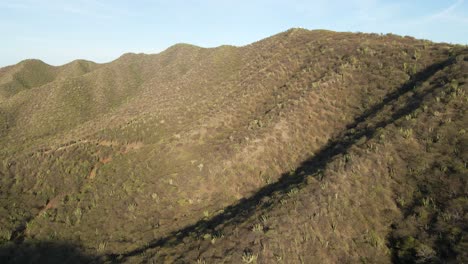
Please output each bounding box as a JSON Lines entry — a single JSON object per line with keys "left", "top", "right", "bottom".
{"left": 3, "top": 28, "right": 450, "bottom": 71}
{"left": 0, "top": 28, "right": 466, "bottom": 263}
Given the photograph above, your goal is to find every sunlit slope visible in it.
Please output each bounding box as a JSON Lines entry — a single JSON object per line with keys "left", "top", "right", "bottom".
{"left": 0, "top": 29, "right": 465, "bottom": 263}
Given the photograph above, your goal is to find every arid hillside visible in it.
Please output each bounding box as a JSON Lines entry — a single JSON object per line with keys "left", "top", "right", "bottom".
{"left": 0, "top": 29, "right": 466, "bottom": 263}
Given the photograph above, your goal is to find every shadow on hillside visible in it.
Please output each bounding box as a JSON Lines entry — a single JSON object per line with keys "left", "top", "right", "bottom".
{"left": 108, "top": 55, "right": 458, "bottom": 262}
{"left": 0, "top": 241, "right": 96, "bottom": 264}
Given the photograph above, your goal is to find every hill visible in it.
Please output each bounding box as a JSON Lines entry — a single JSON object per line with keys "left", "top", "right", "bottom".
{"left": 0, "top": 28, "right": 466, "bottom": 263}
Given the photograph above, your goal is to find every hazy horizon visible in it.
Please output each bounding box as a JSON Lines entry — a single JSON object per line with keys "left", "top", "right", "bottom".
{"left": 1, "top": 0, "right": 467, "bottom": 67}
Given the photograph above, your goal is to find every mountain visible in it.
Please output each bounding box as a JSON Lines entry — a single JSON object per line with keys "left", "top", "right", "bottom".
{"left": 0, "top": 28, "right": 466, "bottom": 263}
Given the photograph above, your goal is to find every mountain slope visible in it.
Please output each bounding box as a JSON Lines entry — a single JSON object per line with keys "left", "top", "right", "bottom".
{"left": 124, "top": 50, "right": 467, "bottom": 264}
{"left": 0, "top": 29, "right": 466, "bottom": 263}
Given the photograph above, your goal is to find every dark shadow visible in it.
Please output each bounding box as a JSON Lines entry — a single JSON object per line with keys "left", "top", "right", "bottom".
{"left": 107, "top": 53, "right": 461, "bottom": 262}
{"left": 0, "top": 240, "right": 97, "bottom": 264}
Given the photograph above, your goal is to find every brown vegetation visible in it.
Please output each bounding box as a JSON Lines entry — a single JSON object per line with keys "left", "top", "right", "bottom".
{"left": 0, "top": 28, "right": 466, "bottom": 263}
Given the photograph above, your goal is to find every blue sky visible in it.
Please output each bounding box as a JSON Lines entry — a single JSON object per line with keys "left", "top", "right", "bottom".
{"left": 1, "top": 0, "right": 467, "bottom": 67}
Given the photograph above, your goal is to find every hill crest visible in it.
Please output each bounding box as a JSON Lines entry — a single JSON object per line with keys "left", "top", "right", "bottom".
{"left": 0, "top": 29, "right": 466, "bottom": 263}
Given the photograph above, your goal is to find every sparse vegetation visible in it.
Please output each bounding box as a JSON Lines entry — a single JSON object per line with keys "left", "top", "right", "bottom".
{"left": 0, "top": 28, "right": 466, "bottom": 264}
